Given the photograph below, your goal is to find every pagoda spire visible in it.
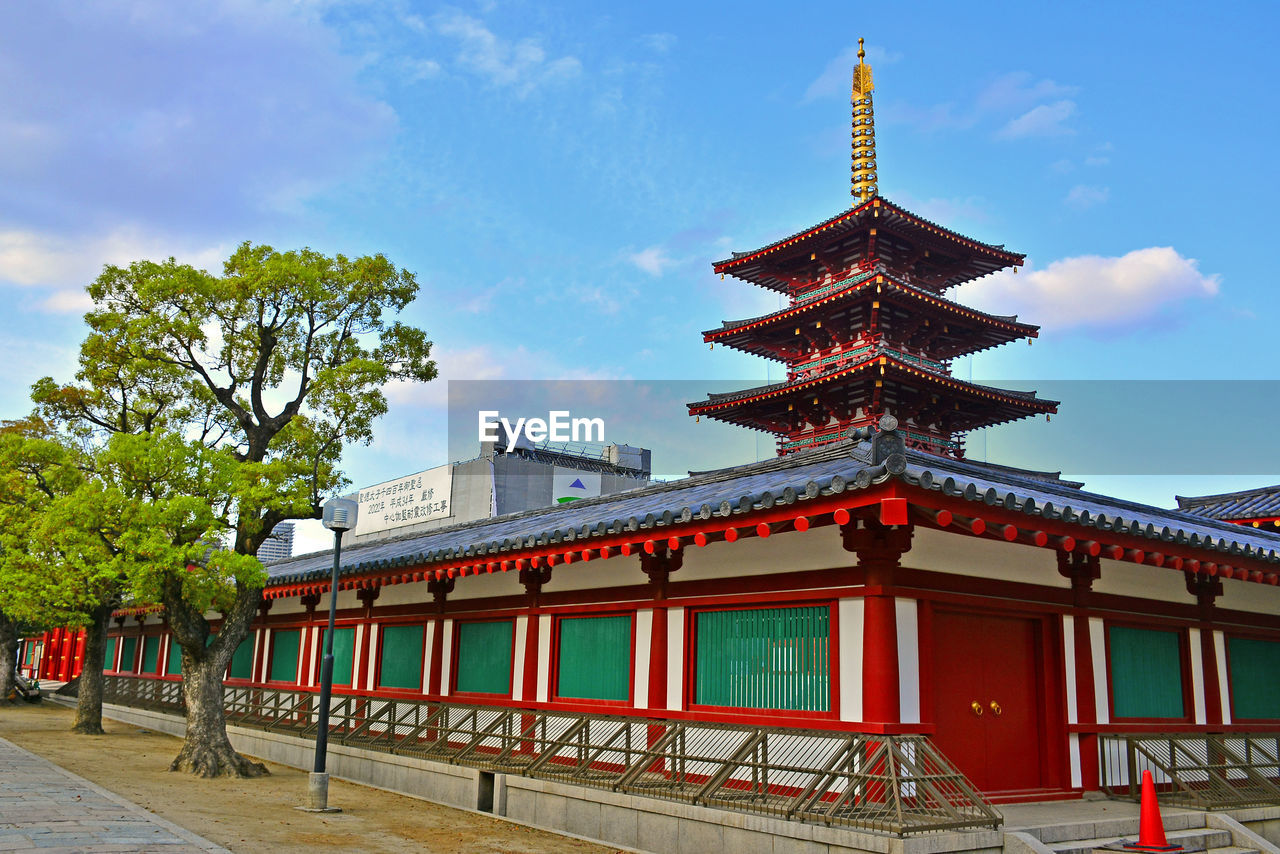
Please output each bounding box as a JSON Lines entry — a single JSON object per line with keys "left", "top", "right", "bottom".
{"left": 851, "top": 37, "right": 878, "bottom": 203}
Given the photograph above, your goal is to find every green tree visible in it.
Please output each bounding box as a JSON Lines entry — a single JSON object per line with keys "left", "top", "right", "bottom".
{"left": 35, "top": 242, "right": 436, "bottom": 776}
{"left": 0, "top": 417, "right": 120, "bottom": 730}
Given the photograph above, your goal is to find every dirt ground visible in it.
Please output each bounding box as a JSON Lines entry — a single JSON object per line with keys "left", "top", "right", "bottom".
{"left": 0, "top": 700, "right": 617, "bottom": 854}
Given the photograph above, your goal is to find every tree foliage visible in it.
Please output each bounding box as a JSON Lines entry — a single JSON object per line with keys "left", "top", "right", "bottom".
{"left": 33, "top": 242, "right": 436, "bottom": 775}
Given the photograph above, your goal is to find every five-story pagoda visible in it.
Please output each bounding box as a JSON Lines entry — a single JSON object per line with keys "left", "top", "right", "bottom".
{"left": 689, "top": 40, "right": 1057, "bottom": 457}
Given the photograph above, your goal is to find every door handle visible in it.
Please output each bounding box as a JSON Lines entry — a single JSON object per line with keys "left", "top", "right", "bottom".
{"left": 990, "top": 700, "right": 1002, "bottom": 717}
{"left": 970, "top": 701, "right": 983, "bottom": 716}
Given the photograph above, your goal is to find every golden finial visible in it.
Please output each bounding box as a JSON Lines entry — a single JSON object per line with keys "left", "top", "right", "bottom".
{"left": 851, "top": 37, "right": 878, "bottom": 204}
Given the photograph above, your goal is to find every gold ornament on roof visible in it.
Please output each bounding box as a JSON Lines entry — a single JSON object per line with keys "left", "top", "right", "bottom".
{"left": 851, "top": 37, "right": 878, "bottom": 204}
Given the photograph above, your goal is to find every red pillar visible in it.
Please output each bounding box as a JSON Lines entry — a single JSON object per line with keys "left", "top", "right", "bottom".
{"left": 861, "top": 569, "right": 899, "bottom": 725}
{"left": 427, "top": 616, "right": 445, "bottom": 695}
{"left": 516, "top": 564, "right": 553, "bottom": 704}
{"left": 38, "top": 631, "right": 52, "bottom": 679}
{"left": 647, "top": 606, "right": 668, "bottom": 710}
{"left": 70, "top": 631, "right": 86, "bottom": 679}
{"left": 59, "top": 628, "right": 75, "bottom": 681}
{"left": 639, "top": 546, "right": 682, "bottom": 714}
{"left": 843, "top": 518, "right": 912, "bottom": 726}
{"left": 426, "top": 577, "right": 453, "bottom": 697}
{"left": 521, "top": 613, "right": 540, "bottom": 701}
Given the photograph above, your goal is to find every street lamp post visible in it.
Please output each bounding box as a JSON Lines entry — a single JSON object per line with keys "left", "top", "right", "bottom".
{"left": 303, "top": 497, "right": 358, "bottom": 813}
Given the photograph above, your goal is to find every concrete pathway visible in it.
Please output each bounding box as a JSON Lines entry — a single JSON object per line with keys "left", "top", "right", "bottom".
{"left": 0, "top": 735, "right": 229, "bottom": 853}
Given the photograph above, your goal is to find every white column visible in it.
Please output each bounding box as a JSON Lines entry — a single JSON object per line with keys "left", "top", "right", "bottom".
{"left": 895, "top": 598, "right": 920, "bottom": 724}
{"left": 633, "top": 609, "right": 653, "bottom": 709}
{"left": 1062, "top": 615, "right": 1078, "bottom": 724}
{"left": 511, "top": 616, "right": 528, "bottom": 702}
{"left": 365, "top": 623, "right": 379, "bottom": 690}
{"left": 421, "top": 621, "right": 436, "bottom": 694}
{"left": 307, "top": 628, "right": 321, "bottom": 687}
{"left": 839, "top": 599, "right": 865, "bottom": 723}
{"left": 1213, "top": 630, "right": 1232, "bottom": 724}
{"left": 1088, "top": 617, "right": 1110, "bottom": 724}
{"left": 439, "top": 619, "right": 454, "bottom": 697}
{"left": 666, "top": 607, "right": 684, "bottom": 712}
{"left": 535, "top": 614, "right": 553, "bottom": 702}
{"left": 1188, "top": 627, "right": 1207, "bottom": 725}
{"left": 257, "top": 629, "right": 271, "bottom": 682}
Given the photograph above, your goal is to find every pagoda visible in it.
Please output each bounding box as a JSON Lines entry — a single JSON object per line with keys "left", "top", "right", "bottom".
{"left": 689, "top": 40, "right": 1057, "bottom": 457}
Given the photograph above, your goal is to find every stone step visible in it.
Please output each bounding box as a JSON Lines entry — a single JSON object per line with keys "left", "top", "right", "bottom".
{"left": 1026, "top": 811, "right": 1203, "bottom": 845}
{"left": 1052, "top": 826, "right": 1233, "bottom": 854}
{"left": 1206, "top": 846, "right": 1261, "bottom": 854}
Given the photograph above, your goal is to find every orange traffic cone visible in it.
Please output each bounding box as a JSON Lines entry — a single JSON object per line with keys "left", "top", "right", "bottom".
{"left": 1122, "top": 769, "right": 1181, "bottom": 851}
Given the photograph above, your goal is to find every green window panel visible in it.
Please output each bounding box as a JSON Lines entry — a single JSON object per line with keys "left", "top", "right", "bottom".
{"left": 1109, "top": 625, "right": 1185, "bottom": 719}
{"left": 378, "top": 625, "right": 424, "bottom": 690}
{"left": 455, "top": 620, "right": 514, "bottom": 695}
{"left": 141, "top": 636, "right": 161, "bottom": 674}
{"left": 166, "top": 639, "right": 183, "bottom": 676}
{"left": 695, "top": 606, "right": 831, "bottom": 712}
{"left": 103, "top": 637, "right": 117, "bottom": 672}
{"left": 228, "top": 637, "right": 255, "bottom": 680}
{"left": 557, "top": 615, "right": 631, "bottom": 701}
{"left": 317, "top": 627, "right": 356, "bottom": 687}
{"left": 269, "top": 630, "right": 301, "bottom": 683}
{"left": 1228, "top": 637, "right": 1280, "bottom": 720}
{"left": 119, "top": 637, "right": 138, "bottom": 673}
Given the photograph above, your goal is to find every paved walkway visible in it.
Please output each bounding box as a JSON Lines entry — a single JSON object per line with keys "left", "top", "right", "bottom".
{"left": 0, "top": 736, "right": 229, "bottom": 853}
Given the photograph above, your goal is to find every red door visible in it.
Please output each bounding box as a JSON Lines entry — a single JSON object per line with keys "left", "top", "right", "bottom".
{"left": 931, "top": 611, "right": 1046, "bottom": 794}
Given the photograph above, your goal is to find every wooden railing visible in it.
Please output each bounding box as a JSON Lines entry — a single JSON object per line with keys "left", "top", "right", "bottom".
{"left": 101, "top": 675, "right": 1000, "bottom": 836}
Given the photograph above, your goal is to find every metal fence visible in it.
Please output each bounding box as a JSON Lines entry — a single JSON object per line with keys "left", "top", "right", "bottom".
{"left": 1100, "top": 733, "right": 1280, "bottom": 809}
{"left": 101, "top": 675, "right": 999, "bottom": 835}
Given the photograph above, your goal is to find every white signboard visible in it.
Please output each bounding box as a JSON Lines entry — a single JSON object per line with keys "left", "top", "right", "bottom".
{"left": 552, "top": 468, "right": 601, "bottom": 504}
{"left": 352, "top": 465, "right": 453, "bottom": 536}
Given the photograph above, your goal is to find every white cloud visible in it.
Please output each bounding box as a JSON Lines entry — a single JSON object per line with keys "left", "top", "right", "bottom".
{"left": 1065, "top": 184, "right": 1110, "bottom": 209}
{"left": 402, "top": 57, "right": 442, "bottom": 81}
{"left": 432, "top": 9, "right": 581, "bottom": 94}
{"left": 956, "top": 247, "right": 1220, "bottom": 331}
{"left": 0, "top": 226, "right": 228, "bottom": 313}
{"left": 629, "top": 246, "right": 674, "bottom": 277}
{"left": 998, "top": 100, "right": 1077, "bottom": 139}
{"left": 638, "top": 33, "right": 677, "bottom": 54}
{"left": 884, "top": 71, "right": 1078, "bottom": 139}
{"left": 975, "top": 72, "right": 1075, "bottom": 114}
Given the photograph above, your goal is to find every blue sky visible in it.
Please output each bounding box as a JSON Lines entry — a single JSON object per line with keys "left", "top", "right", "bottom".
{"left": 3, "top": 1, "right": 1278, "bottom": 552}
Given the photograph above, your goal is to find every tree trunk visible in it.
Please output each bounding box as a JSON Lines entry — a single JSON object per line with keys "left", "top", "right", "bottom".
{"left": 72, "top": 605, "right": 111, "bottom": 734}
{"left": 163, "top": 580, "right": 267, "bottom": 778}
{"left": 0, "top": 610, "right": 16, "bottom": 701}
{"left": 168, "top": 650, "right": 267, "bottom": 777}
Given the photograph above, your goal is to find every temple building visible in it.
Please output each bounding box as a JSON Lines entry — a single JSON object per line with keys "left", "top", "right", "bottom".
{"left": 27, "top": 40, "right": 1280, "bottom": 853}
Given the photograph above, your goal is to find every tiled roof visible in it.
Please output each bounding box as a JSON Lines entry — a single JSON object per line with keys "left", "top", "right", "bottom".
{"left": 704, "top": 269, "right": 1036, "bottom": 360}
{"left": 264, "top": 431, "right": 1280, "bottom": 589}
{"left": 714, "top": 197, "right": 1020, "bottom": 270}
{"left": 1177, "top": 485, "right": 1280, "bottom": 522}
{"left": 711, "top": 197, "right": 1024, "bottom": 292}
